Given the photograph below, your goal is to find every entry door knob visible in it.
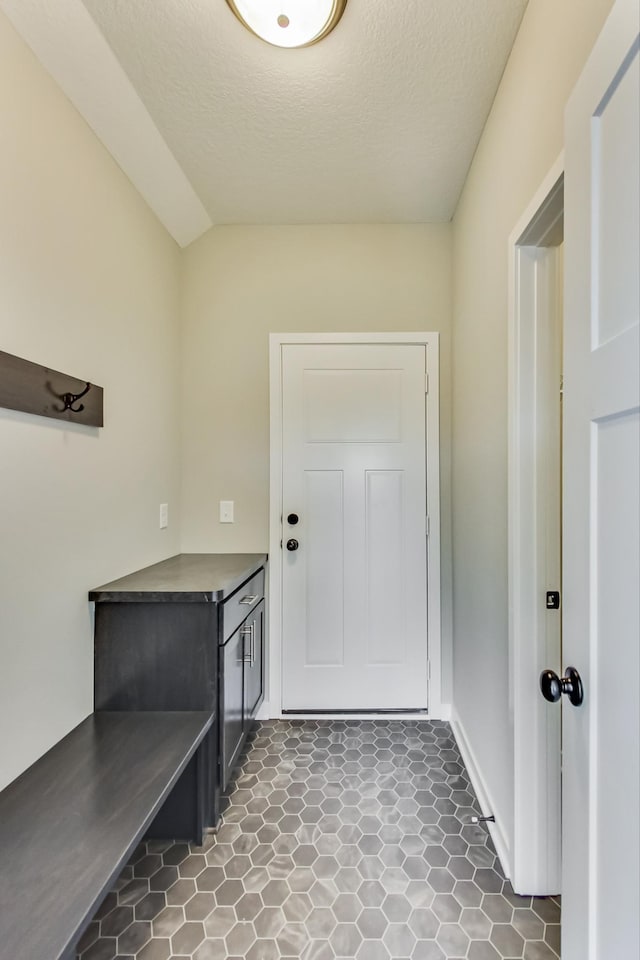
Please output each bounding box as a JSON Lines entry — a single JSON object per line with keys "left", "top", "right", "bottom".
{"left": 540, "top": 667, "right": 584, "bottom": 707}
{"left": 286, "top": 538, "right": 299, "bottom": 551}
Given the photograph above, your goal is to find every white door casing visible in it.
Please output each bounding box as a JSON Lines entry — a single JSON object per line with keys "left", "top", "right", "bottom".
{"left": 269, "top": 333, "right": 442, "bottom": 718}
{"left": 508, "top": 159, "right": 564, "bottom": 895}
{"left": 562, "top": 2, "right": 640, "bottom": 957}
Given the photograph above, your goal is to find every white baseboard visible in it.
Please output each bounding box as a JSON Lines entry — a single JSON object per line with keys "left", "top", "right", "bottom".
{"left": 451, "top": 711, "right": 512, "bottom": 881}
{"left": 255, "top": 701, "right": 272, "bottom": 721}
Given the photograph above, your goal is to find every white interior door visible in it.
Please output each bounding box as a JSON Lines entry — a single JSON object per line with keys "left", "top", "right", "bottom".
{"left": 280, "top": 343, "right": 429, "bottom": 711}
{"left": 562, "top": 2, "right": 639, "bottom": 957}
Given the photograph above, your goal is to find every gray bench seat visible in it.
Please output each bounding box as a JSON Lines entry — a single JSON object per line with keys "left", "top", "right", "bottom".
{"left": 0, "top": 710, "right": 213, "bottom": 960}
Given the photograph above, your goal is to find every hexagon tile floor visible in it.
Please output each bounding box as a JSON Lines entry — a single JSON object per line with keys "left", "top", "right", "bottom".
{"left": 77, "top": 720, "right": 561, "bottom": 960}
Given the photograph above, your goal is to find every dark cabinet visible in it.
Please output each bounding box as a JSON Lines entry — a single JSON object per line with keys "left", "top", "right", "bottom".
{"left": 90, "top": 553, "right": 266, "bottom": 830}
{"left": 220, "top": 599, "right": 265, "bottom": 792}
{"left": 93, "top": 601, "right": 218, "bottom": 834}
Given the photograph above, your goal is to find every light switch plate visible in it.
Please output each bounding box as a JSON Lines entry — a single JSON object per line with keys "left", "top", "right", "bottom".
{"left": 159, "top": 503, "right": 169, "bottom": 529}
{"left": 219, "top": 500, "right": 234, "bottom": 523}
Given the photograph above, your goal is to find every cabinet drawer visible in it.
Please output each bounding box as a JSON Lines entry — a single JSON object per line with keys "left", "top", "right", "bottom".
{"left": 221, "top": 567, "right": 265, "bottom": 643}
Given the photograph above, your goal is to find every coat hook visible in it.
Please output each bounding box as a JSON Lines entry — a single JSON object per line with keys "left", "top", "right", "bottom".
{"left": 52, "top": 382, "right": 92, "bottom": 413}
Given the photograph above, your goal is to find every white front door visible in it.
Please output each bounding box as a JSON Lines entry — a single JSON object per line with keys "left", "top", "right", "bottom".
{"left": 562, "top": 2, "right": 639, "bottom": 957}
{"left": 280, "top": 343, "right": 429, "bottom": 711}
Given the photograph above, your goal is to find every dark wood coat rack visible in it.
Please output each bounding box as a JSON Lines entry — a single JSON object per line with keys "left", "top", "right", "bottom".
{"left": 0, "top": 350, "right": 103, "bottom": 427}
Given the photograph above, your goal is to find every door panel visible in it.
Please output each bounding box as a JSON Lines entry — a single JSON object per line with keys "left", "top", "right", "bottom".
{"left": 592, "top": 411, "right": 639, "bottom": 950}
{"left": 304, "top": 470, "right": 345, "bottom": 666}
{"left": 593, "top": 50, "right": 639, "bottom": 344}
{"left": 563, "top": 4, "right": 639, "bottom": 956}
{"left": 365, "top": 470, "right": 406, "bottom": 665}
{"left": 282, "top": 343, "right": 428, "bottom": 711}
{"left": 303, "top": 369, "right": 402, "bottom": 442}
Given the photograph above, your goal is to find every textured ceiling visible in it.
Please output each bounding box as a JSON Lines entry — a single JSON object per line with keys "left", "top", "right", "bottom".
{"left": 3, "top": 0, "right": 529, "bottom": 244}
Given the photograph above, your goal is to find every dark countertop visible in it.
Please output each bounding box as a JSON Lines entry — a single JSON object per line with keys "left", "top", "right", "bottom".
{"left": 89, "top": 553, "right": 267, "bottom": 603}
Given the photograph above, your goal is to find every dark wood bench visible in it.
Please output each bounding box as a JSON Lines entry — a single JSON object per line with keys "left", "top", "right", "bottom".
{"left": 0, "top": 710, "right": 213, "bottom": 960}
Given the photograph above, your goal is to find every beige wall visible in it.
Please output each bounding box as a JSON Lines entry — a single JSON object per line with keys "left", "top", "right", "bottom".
{"left": 180, "top": 223, "right": 454, "bottom": 701}
{"left": 451, "top": 0, "right": 614, "bottom": 858}
{"left": 0, "top": 14, "right": 182, "bottom": 790}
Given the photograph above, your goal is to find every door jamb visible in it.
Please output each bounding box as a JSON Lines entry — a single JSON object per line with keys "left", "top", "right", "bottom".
{"left": 508, "top": 154, "right": 564, "bottom": 894}
{"left": 268, "top": 332, "right": 442, "bottom": 719}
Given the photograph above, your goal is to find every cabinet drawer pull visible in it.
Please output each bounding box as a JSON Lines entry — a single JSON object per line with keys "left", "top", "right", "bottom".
{"left": 239, "top": 595, "right": 259, "bottom": 605}
{"left": 240, "top": 622, "right": 255, "bottom": 664}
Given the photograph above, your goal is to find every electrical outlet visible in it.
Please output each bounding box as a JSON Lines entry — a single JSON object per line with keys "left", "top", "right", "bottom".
{"left": 159, "top": 503, "right": 169, "bottom": 529}
{"left": 219, "top": 500, "right": 234, "bottom": 523}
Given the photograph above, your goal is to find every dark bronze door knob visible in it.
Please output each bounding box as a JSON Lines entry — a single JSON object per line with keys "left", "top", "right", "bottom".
{"left": 540, "top": 667, "right": 584, "bottom": 707}
{"left": 286, "top": 539, "right": 299, "bottom": 551}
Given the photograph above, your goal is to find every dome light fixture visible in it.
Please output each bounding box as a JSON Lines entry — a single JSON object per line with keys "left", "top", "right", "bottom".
{"left": 225, "top": 0, "right": 348, "bottom": 49}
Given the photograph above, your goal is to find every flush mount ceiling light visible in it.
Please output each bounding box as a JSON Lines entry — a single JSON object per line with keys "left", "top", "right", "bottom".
{"left": 225, "top": 0, "right": 347, "bottom": 48}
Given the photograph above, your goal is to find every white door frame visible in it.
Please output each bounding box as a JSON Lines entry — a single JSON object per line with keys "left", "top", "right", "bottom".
{"left": 268, "top": 332, "right": 442, "bottom": 719}
{"left": 508, "top": 155, "right": 564, "bottom": 893}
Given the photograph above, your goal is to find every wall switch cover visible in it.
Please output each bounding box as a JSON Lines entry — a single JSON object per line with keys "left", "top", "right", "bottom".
{"left": 219, "top": 500, "right": 234, "bottom": 523}
{"left": 159, "top": 503, "right": 169, "bottom": 529}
